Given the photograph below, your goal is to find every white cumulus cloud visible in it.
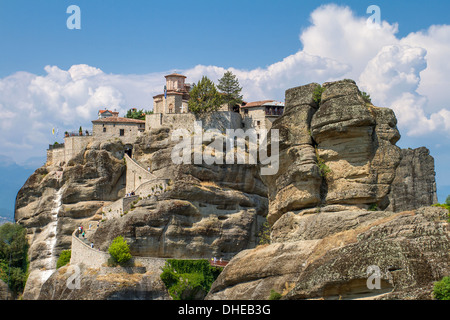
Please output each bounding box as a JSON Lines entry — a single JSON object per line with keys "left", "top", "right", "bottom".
{"left": 1, "top": 4, "right": 450, "bottom": 166}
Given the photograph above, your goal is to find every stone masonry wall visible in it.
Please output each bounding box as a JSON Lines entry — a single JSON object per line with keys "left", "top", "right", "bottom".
{"left": 70, "top": 231, "right": 167, "bottom": 270}
{"left": 47, "top": 136, "right": 93, "bottom": 166}
{"left": 125, "top": 154, "right": 158, "bottom": 194}
{"left": 146, "top": 111, "right": 243, "bottom": 132}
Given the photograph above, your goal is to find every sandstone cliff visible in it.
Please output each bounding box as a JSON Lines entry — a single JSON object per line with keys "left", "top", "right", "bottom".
{"left": 15, "top": 116, "right": 267, "bottom": 299}
{"left": 207, "top": 206, "right": 449, "bottom": 300}
{"left": 14, "top": 79, "right": 444, "bottom": 300}
{"left": 206, "top": 80, "right": 446, "bottom": 300}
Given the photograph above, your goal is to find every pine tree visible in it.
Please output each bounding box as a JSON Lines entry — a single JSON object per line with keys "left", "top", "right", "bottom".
{"left": 217, "top": 71, "right": 243, "bottom": 109}
{"left": 188, "top": 76, "right": 223, "bottom": 114}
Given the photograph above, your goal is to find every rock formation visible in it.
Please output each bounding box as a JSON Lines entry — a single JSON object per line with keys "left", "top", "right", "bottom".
{"left": 206, "top": 80, "right": 446, "bottom": 300}
{"left": 15, "top": 140, "right": 127, "bottom": 299}
{"left": 15, "top": 79, "right": 444, "bottom": 300}
{"left": 0, "top": 279, "right": 12, "bottom": 300}
{"left": 38, "top": 263, "right": 170, "bottom": 300}
{"left": 15, "top": 116, "right": 267, "bottom": 299}
{"left": 387, "top": 147, "right": 438, "bottom": 212}
{"left": 207, "top": 206, "right": 449, "bottom": 300}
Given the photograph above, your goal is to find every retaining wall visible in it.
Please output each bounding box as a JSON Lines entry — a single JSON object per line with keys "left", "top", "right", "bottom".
{"left": 125, "top": 154, "right": 158, "bottom": 194}
{"left": 70, "top": 231, "right": 167, "bottom": 270}
{"left": 146, "top": 111, "right": 243, "bottom": 132}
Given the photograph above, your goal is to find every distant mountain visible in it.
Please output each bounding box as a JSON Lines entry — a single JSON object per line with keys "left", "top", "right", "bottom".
{"left": 0, "top": 155, "right": 41, "bottom": 222}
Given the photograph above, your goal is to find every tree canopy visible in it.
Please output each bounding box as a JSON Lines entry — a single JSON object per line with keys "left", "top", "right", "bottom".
{"left": 108, "top": 236, "right": 132, "bottom": 264}
{"left": 217, "top": 71, "right": 243, "bottom": 108}
{"left": 188, "top": 76, "right": 223, "bottom": 114}
{"left": 0, "top": 223, "right": 29, "bottom": 295}
{"left": 125, "top": 108, "right": 153, "bottom": 120}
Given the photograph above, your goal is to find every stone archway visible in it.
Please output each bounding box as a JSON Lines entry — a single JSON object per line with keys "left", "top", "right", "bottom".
{"left": 124, "top": 144, "right": 133, "bottom": 158}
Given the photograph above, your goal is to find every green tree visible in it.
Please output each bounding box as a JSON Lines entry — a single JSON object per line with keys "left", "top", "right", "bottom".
{"left": 446, "top": 195, "right": 450, "bottom": 206}
{"left": 269, "top": 289, "right": 282, "bottom": 300}
{"left": 0, "top": 223, "right": 29, "bottom": 295}
{"left": 56, "top": 250, "right": 71, "bottom": 269}
{"left": 313, "top": 85, "right": 325, "bottom": 104}
{"left": 125, "top": 108, "right": 153, "bottom": 120}
{"left": 160, "top": 259, "right": 222, "bottom": 300}
{"left": 433, "top": 276, "right": 450, "bottom": 300}
{"left": 188, "top": 76, "right": 223, "bottom": 114}
{"left": 217, "top": 71, "right": 243, "bottom": 109}
{"left": 257, "top": 221, "right": 271, "bottom": 245}
{"left": 108, "top": 236, "right": 132, "bottom": 264}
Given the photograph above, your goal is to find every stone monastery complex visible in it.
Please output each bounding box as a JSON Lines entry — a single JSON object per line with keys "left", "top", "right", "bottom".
{"left": 46, "top": 72, "right": 284, "bottom": 168}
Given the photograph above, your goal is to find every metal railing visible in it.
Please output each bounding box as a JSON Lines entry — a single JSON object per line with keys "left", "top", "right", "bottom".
{"left": 65, "top": 130, "right": 93, "bottom": 137}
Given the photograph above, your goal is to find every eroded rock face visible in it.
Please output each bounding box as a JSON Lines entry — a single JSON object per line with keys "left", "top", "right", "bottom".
{"left": 387, "top": 147, "right": 438, "bottom": 212}
{"left": 91, "top": 126, "right": 268, "bottom": 260}
{"left": 207, "top": 206, "right": 450, "bottom": 300}
{"left": 0, "top": 279, "right": 12, "bottom": 300}
{"left": 262, "top": 79, "right": 434, "bottom": 227}
{"left": 311, "top": 80, "right": 402, "bottom": 209}
{"left": 17, "top": 79, "right": 441, "bottom": 300}
{"left": 261, "top": 83, "right": 322, "bottom": 225}
{"left": 38, "top": 263, "right": 170, "bottom": 300}
{"left": 15, "top": 140, "right": 127, "bottom": 299}
{"left": 17, "top": 119, "right": 268, "bottom": 299}
{"left": 207, "top": 80, "right": 443, "bottom": 301}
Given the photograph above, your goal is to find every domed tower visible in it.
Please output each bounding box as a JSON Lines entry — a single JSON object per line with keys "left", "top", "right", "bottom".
{"left": 165, "top": 73, "right": 187, "bottom": 92}
{"left": 153, "top": 73, "right": 191, "bottom": 114}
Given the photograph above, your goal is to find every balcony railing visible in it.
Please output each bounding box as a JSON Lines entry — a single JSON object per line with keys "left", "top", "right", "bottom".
{"left": 265, "top": 109, "right": 284, "bottom": 116}
{"left": 65, "top": 130, "right": 93, "bottom": 137}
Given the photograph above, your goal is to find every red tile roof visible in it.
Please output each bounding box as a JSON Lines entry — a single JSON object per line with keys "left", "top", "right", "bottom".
{"left": 92, "top": 117, "right": 145, "bottom": 124}
{"left": 165, "top": 73, "right": 187, "bottom": 78}
{"left": 241, "top": 100, "right": 276, "bottom": 108}
{"left": 98, "top": 109, "right": 119, "bottom": 115}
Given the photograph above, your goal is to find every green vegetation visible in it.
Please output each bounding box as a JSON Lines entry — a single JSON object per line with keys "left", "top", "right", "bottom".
{"left": 188, "top": 76, "right": 224, "bottom": 114}
{"left": 313, "top": 85, "right": 325, "bottom": 104}
{"left": 368, "top": 203, "right": 378, "bottom": 211}
{"left": 361, "top": 91, "right": 372, "bottom": 104}
{"left": 0, "top": 223, "right": 29, "bottom": 295}
{"left": 361, "top": 91, "right": 372, "bottom": 103}
{"left": 160, "top": 259, "right": 223, "bottom": 300}
{"left": 217, "top": 71, "right": 243, "bottom": 109}
{"left": 125, "top": 108, "right": 153, "bottom": 120}
{"left": 257, "top": 221, "right": 271, "bottom": 245}
{"left": 56, "top": 250, "right": 71, "bottom": 269}
{"left": 431, "top": 200, "right": 450, "bottom": 222}
{"left": 433, "top": 276, "right": 450, "bottom": 300}
{"left": 108, "top": 236, "right": 132, "bottom": 265}
{"left": 315, "top": 148, "right": 331, "bottom": 178}
{"left": 269, "top": 289, "right": 282, "bottom": 300}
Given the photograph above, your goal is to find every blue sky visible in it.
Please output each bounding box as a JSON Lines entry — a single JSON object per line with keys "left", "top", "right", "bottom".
{"left": 1, "top": 0, "right": 450, "bottom": 77}
{"left": 0, "top": 0, "right": 449, "bottom": 209}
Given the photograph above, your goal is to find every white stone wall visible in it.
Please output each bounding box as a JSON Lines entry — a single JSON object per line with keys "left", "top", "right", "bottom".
{"left": 64, "top": 136, "right": 93, "bottom": 161}
{"left": 241, "top": 107, "right": 268, "bottom": 132}
{"left": 134, "top": 179, "right": 169, "bottom": 199}
{"left": 125, "top": 154, "right": 158, "bottom": 194}
{"left": 71, "top": 232, "right": 110, "bottom": 268}
{"left": 92, "top": 122, "right": 144, "bottom": 144}
{"left": 70, "top": 231, "right": 167, "bottom": 270}
{"left": 146, "top": 111, "right": 243, "bottom": 132}
{"left": 47, "top": 136, "right": 93, "bottom": 166}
